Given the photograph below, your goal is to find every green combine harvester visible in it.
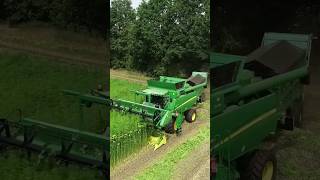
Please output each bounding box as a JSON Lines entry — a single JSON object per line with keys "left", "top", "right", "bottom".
{"left": 109, "top": 72, "right": 207, "bottom": 149}
{"left": 0, "top": 72, "right": 207, "bottom": 174}
{"left": 211, "top": 32, "right": 312, "bottom": 180}
{"left": 116, "top": 72, "right": 208, "bottom": 132}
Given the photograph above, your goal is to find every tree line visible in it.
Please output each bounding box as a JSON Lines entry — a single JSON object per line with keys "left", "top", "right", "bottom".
{"left": 0, "top": 0, "right": 107, "bottom": 36}
{"left": 111, "top": 0, "right": 210, "bottom": 76}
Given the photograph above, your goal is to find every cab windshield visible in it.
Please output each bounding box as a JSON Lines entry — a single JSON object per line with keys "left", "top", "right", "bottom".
{"left": 148, "top": 95, "right": 168, "bottom": 108}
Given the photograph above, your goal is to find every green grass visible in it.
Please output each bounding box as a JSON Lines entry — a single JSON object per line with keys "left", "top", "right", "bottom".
{"left": 109, "top": 78, "right": 149, "bottom": 166}
{"left": 134, "top": 127, "right": 210, "bottom": 180}
{"left": 277, "top": 129, "right": 320, "bottom": 179}
{"left": 0, "top": 149, "right": 101, "bottom": 180}
{"left": 0, "top": 50, "right": 106, "bottom": 132}
{"left": 110, "top": 78, "right": 144, "bottom": 101}
{"left": 110, "top": 110, "right": 144, "bottom": 135}
{"left": 110, "top": 78, "right": 145, "bottom": 136}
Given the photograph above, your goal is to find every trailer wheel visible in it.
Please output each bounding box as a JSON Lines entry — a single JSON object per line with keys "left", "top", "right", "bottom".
{"left": 165, "top": 118, "right": 176, "bottom": 134}
{"left": 242, "top": 150, "right": 277, "bottom": 180}
{"left": 185, "top": 109, "right": 197, "bottom": 123}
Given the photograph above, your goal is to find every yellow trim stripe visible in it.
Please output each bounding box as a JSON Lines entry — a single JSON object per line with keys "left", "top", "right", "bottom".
{"left": 214, "top": 108, "right": 277, "bottom": 149}
{"left": 175, "top": 96, "right": 198, "bottom": 110}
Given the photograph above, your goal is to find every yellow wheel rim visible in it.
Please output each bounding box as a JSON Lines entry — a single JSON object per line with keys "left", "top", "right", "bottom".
{"left": 262, "top": 161, "right": 274, "bottom": 180}
{"left": 191, "top": 113, "right": 196, "bottom": 121}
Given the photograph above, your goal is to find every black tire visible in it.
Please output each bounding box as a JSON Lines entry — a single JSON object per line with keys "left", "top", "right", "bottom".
{"left": 241, "top": 150, "right": 277, "bottom": 180}
{"left": 185, "top": 109, "right": 197, "bottom": 123}
{"left": 165, "top": 118, "right": 176, "bottom": 134}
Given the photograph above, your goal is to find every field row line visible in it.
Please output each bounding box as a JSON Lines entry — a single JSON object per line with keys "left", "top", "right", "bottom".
{"left": 110, "top": 74, "right": 146, "bottom": 84}
{"left": 0, "top": 40, "right": 106, "bottom": 66}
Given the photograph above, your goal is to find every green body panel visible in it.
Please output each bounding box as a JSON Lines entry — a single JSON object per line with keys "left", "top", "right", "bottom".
{"left": 175, "top": 113, "right": 184, "bottom": 130}
{"left": 158, "top": 110, "right": 173, "bottom": 127}
{"left": 211, "top": 32, "right": 312, "bottom": 179}
{"left": 216, "top": 164, "right": 239, "bottom": 180}
{"left": 213, "top": 93, "right": 279, "bottom": 160}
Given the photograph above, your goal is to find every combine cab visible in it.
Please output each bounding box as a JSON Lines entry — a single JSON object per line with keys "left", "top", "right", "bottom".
{"left": 211, "top": 32, "right": 312, "bottom": 179}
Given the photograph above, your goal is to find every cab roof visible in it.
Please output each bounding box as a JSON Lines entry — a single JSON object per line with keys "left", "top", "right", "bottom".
{"left": 142, "top": 88, "right": 168, "bottom": 96}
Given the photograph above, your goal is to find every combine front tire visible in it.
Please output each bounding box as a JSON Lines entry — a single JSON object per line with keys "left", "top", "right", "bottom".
{"left": 165, "top": 119, "right": 176, "bottom": 134}
{"left": 185, "top": 109, "right": 197, "bottom": 123}
{"left": 242, "top": 150, "right": 277, "bottom": 180}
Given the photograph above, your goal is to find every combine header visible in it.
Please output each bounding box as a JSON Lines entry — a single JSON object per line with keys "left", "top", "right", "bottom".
{"left": 0, "top": 90, "right": 110, "bottom": 174}
{"left": 211, "top": 32, "right": 312, "bottom": 179}
{"left": 0, "top": 72, "right": 207, "bottom": 174}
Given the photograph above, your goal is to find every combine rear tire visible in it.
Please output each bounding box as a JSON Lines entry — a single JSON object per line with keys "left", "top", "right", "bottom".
{"left": 241, "top": 150, "right": 277, "bottom": 180}
{"left": 185, "top": 109, "right": 197, "bottom": 123}
{"left": 165, "top": 118, "right": 176, "bottom": 134}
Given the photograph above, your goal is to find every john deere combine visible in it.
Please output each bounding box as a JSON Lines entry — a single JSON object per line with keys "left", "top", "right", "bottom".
{"left": 109, "top": 71, "right": 207, "bottom": 149}
{"left": 0, "top": 72, "right": 207, "bottom": 174}
{"left": 211, "top": 32, "right": 312, "bottom": 179}
{"left": 114, "top": 72, "right": 208, "bottom": 133}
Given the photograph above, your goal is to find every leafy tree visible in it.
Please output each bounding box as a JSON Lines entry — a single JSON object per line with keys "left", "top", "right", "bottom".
{"left": 110, "top": 0, "right": 135, "bottom": 68}
{"left": 129, "top": 0, "right": 210, "bottom": 76}
{"left": 2, "top": 0, "right": 107, "bottom": 36}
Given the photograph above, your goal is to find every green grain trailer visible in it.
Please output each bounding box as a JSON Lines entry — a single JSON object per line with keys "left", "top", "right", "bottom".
{"left": 211, "top": 32, "right": 312, "bottom": 180}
